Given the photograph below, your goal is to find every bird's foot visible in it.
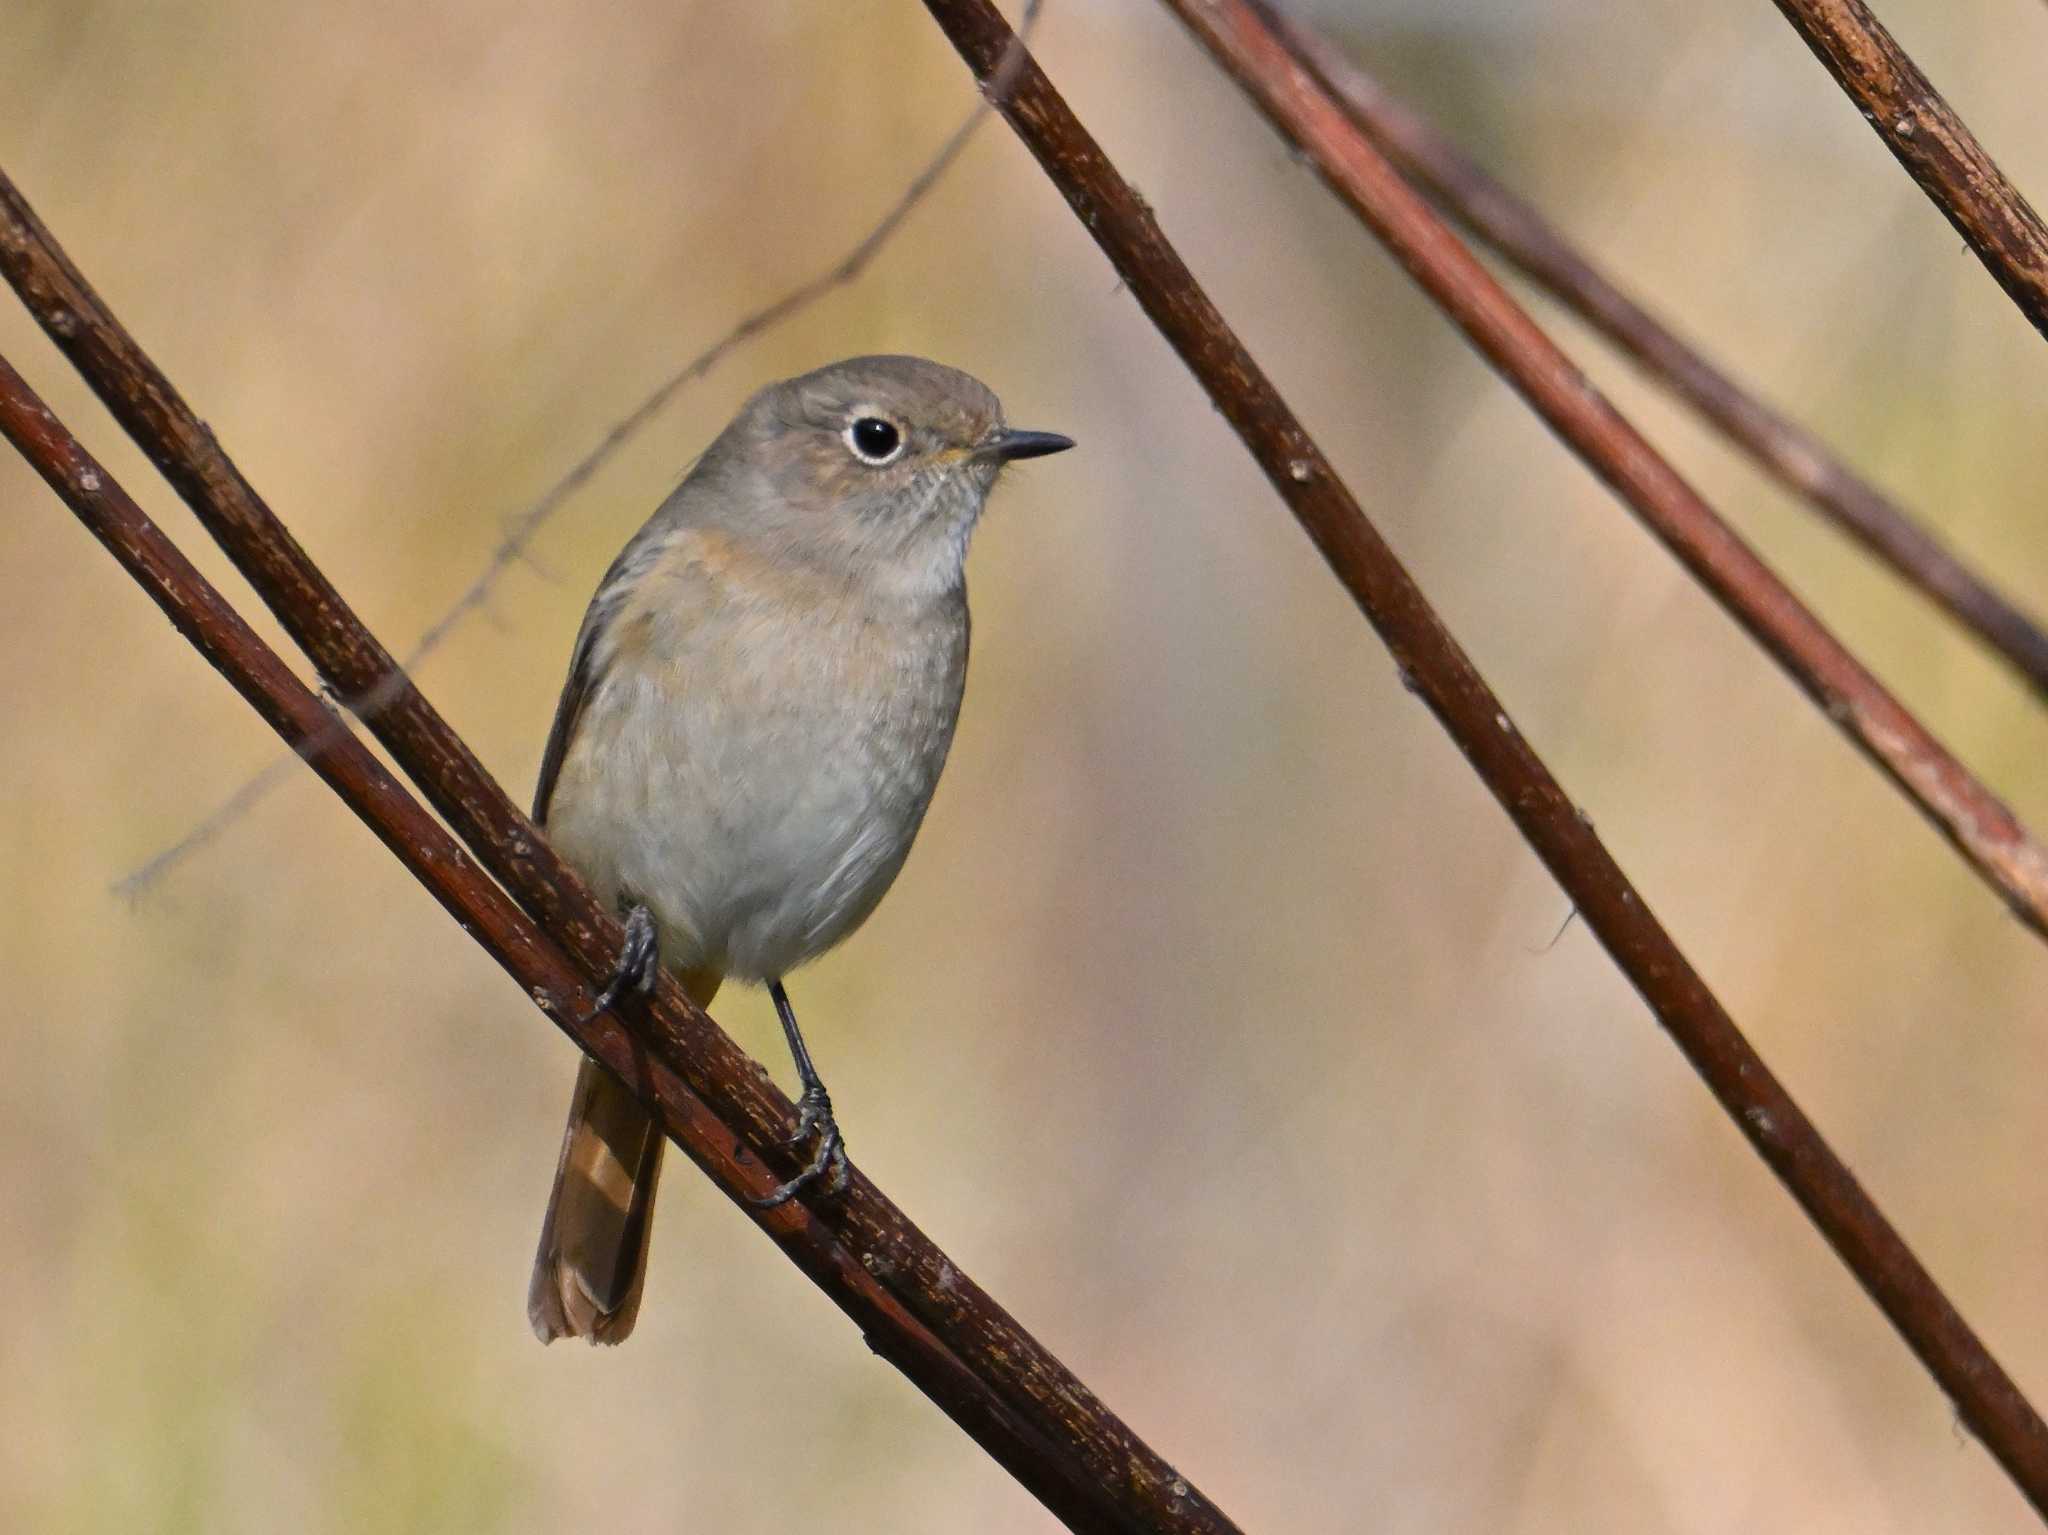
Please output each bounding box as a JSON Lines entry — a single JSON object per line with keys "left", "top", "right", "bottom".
{"left": 751, "top": 1084, "right": 849, "bottom": 1208}
{"left": 576, "top": 903, "right": 659, "bottom": 1025}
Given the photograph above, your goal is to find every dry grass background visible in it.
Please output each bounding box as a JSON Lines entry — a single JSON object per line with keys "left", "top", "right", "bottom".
{"left": 3, "top": 1, "right": 2046, "bottom": 1530}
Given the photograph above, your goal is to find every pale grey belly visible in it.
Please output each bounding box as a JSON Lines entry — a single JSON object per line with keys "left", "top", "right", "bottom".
{"left": 545, "top": 633, "right": 962, "bottom": 981}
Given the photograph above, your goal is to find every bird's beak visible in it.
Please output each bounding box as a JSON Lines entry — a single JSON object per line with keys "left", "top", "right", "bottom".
{"left": 982, "top": 427, "right": 1076, "bottom": 462}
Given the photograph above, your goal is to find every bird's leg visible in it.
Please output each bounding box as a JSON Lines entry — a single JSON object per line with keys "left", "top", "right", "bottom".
{"left": 576, "top": 903, "right": 660, "bottom": 1025}
{"left": 751, "top": 978, "right": 849, "bottom": 1207}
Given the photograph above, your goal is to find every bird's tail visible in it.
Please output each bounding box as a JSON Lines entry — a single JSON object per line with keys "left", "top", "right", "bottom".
{"left": 528, "top": 966, "right": 722, "bottom": 1344}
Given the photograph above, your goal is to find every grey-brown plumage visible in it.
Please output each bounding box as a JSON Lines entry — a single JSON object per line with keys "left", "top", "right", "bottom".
{"left": 528, "top": 355, "right": 1071, "bottom": 1343}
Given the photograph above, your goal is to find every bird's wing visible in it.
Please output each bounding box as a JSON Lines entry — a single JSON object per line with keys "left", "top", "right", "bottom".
{"left": 532, "top": 524, "right": 676, "bottom": 823}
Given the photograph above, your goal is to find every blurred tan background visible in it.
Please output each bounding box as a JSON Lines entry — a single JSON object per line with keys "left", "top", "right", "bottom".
{"left": 4, "top": 1, "right": 2046, "bottom": 1530}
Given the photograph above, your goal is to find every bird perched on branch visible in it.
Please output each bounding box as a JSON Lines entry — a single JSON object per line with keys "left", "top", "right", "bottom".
{"left": 528, "top": 354, "right": 1073, "bottom": 1343}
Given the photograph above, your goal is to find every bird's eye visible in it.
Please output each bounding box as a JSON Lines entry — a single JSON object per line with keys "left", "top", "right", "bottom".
{"left": 845, "top": 415, "right": 904, "bottom": 464}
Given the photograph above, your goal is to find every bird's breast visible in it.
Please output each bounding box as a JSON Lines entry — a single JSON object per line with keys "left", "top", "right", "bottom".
{"left": 546, "top": 567, "right": 969, "bottom": 980}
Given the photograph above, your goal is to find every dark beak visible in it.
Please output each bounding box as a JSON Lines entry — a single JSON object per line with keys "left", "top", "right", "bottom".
{"left": 984, "top": 427, "right": 1076, "bottom": 462}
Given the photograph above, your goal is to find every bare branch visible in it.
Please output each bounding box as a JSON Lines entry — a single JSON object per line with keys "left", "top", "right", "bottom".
{"left": 0, "top": 347, "right": 1211, "bottom": 1533}
{"left": 1768, "top": 0, "right": 2048, "bottom": 340}
{"left": 108, "top": 0, "right": 1043, "bottom": 898}
{"left": 0, "top": 27, "right": 1241, "bottom": 1527}
{"left": 915, "top": 0, "right": 2048, "bottom": 1515}
{"left": 1158, "top": 0, "right": 2048, "bottom": 941}
{"left": 1270, "top": 11, "right": 2048, "bottom": 702}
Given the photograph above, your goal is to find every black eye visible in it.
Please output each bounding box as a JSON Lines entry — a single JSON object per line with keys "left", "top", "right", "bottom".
{"left": 847, "top": 416, "right": 902, "bottom": 463}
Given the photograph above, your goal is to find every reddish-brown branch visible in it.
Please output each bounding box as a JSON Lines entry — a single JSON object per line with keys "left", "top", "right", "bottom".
{"left": 0, "top": 348, "right": 1146, "bottom": 1532}
{"left": 0, "top": 185, "right": 1233, "bottom": 1534}
{"left": 1767, "top": 0, "right": 2048, "bottom": 342}
{"left": 916, "top": 0, "right": 2048, "bottom": 1516}
{"left": 1268, "top": 11, "right": 2048, "bottom": 702}
{"left": 1158, "top": 0, "right": 2048, "bottom": 941}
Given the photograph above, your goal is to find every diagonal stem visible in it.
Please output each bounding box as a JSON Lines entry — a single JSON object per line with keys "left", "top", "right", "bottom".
{"left": 917, "top": 0, "right": 2048, "bottom": 1517}
{"left": 0, "top": 165, "right": 1235, "bottom": 1534}
{"left": 1766, "top": 0, "right": 2048, "bottom": 343}
{"left": 1269, "top": 11, "right": 2048, "bottom": 701}
{"left": 1156, "top": 0, "right": 2048, "bottom": 942}
{"left": 0, "top": 340, "right": 1236, "bottom": 1534}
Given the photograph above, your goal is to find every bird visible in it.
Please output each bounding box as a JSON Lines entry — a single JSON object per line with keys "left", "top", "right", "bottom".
{"left": 527, "top": 354, "right": 1073, "bottom": 1343}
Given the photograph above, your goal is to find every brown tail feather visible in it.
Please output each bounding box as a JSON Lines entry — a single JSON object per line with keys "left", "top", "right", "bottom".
{"left": 528, "top": 967, "right": 721, "bottom": 1344}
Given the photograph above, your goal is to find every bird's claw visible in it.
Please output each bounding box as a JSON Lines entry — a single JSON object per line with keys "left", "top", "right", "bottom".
{"left": 576, "top": 903, "right": 660, "bottom": 1025}
{"left": 751, "top": 1085, "right": 849, "bottom": 1207}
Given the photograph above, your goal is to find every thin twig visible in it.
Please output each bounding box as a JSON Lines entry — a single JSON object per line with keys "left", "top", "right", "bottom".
{"left": 1269, "top": 11, "right": 2048, "bottom": 701}
{"left": 915, "top": 0, "right": 2048, "bottom": 1516}
{"left": 1163, "top": 0, "right": 2048, "bottom": 941}
{"left": 1768, "top": 0, "right": 2048, "bottom": 341}
{"left": 0, "top": 348, "right": 1211, "bottom": 1534}
{"left": 109, "top": 0, "right": 1041, "bottom": 899}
